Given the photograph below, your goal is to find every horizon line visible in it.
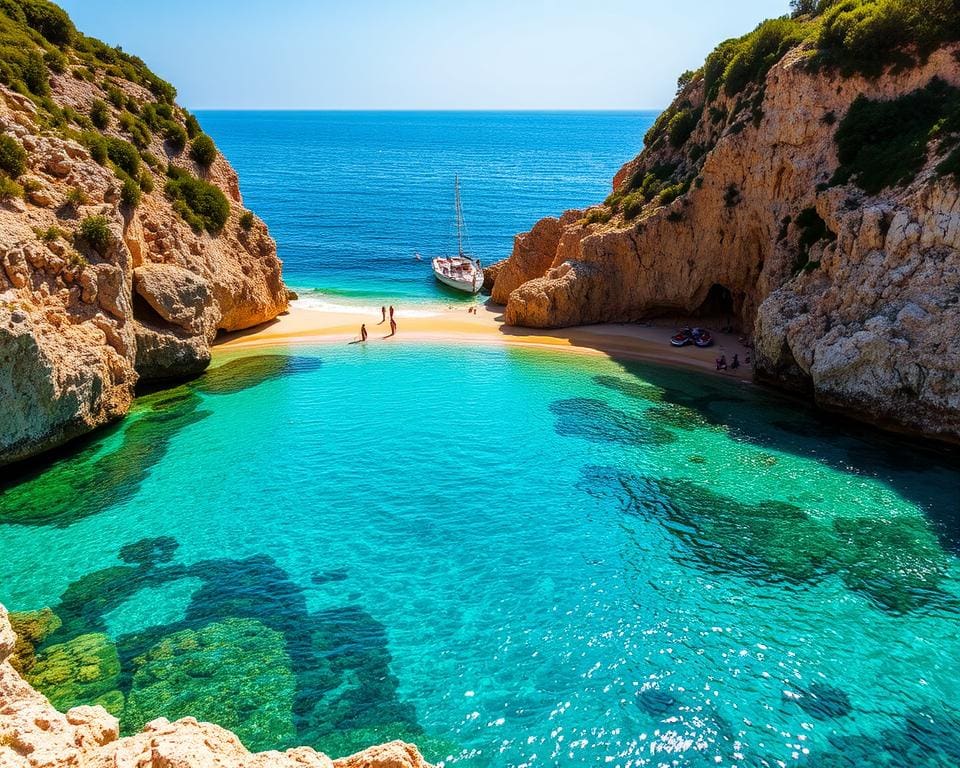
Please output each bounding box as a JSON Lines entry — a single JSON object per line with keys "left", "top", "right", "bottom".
{"left": 189, "top": 107, "right": 666, "bottom": 113}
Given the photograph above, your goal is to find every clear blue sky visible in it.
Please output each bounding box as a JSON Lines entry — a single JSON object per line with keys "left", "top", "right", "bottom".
{"left": 59, "top": 0, "right": 791, "bottom": 110}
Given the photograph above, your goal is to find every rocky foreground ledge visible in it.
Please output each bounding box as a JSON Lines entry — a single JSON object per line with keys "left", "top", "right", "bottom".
{"left": 0, "top": 605, "right": 432, "bottom": 768}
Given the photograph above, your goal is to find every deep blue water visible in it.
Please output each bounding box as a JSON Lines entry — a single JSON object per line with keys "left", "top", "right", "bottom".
{"left": 197, "top": 111, "right": 654, "bottom": 305}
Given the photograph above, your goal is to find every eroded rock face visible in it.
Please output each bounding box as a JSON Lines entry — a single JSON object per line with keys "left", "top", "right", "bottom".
{"left": 0, "top": 64, "right": 287, "bottom": 465}
{"left": 0, "top": 604, "right": 433, "bottom": 768}
{"left": 492, "top": 46, "right": 960, "bottom": 442}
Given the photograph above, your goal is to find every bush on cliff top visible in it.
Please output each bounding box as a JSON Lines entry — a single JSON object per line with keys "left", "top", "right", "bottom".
{"left": 166, "top": 166, "right": 229, "bottom": 234}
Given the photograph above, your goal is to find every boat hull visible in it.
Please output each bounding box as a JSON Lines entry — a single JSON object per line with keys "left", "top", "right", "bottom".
{"left": 432, "top": 258, "right": 483, "bottom": 294}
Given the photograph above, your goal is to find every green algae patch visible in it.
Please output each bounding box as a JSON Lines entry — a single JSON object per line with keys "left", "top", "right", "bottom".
{"left": 26, "top": 633, "right": 124, "bottom": 717}
{"left": 123, "top": 618, "right": 296, "bottom": 751}
{"left": 8, "top": 608, "right": 61, "bottom": 676}
{"left": 0, "top": 388, "right": 210, "bottom": 528}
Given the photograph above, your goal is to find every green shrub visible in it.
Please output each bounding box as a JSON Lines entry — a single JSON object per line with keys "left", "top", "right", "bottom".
{"left": 78, "top": 215, "right": 111, "bottom": 253}
{"left": 166, "top": 167, "right": 229, "bottom": 233}
{"left": 44, "top": 47, "right": 66, "bottom": 74}
{"left": 164, "top": 122, "right": 187, "bottom": 152}
{"left": 34, "top": 224, "right": 63, "bottom": 242}
{"left": 721, "top": 18, "right": 806, "bottom": 98}
{"left": 0, "top": 174, "right": 23, "bottom": 201}
{"left": 239, "top": 210, "right": 254, "bottom": 229}
{"left": 189, "top": 134, "right": 216, "bottom": 166}
{"left": 90, "top": 98, "right": 110, "bottom": 129}
{"left": 104, "top": 83, "right": 125, "bottom": 108}
{"left": 582, "top": 207, "right": 611, "bottom": 225}
{"left": 184, "top": 113, "right": 201, "bottom": 139}
{"left": 667, "top": 108, "right": 699, "bottom": 148}
{"left": 621, "top": 191, "right": 646, "bottom": 220}
{"left": 16, "top": 0, "right": 74, "bottom": 45}
{"left": 139, "top": 171, "right": 154, "bottom": 194}
{"left": 0, "top": 134, "right": 27, "bottom": 177}
{"left": 81, "top": 131, "right": 108, "bottom": 164}
{"left": 106, "top": 136, "right": 140, "bottom": 177}
{"left": 832, "top": 77, "right": 960, "bottom": 193}
{"left": 65, "top": 186, "right": 88, "bottom": 207}
{"left": 815, "top": 0, "right": 960, "bottom": 76}
{"left": 937, "top": 145, "right": 960, "bottom": 178}
{"left": 658, "top": 181, "right": 689, "bottom": 205}
{"left": 119, "top": 111, "right": 151, "bottom": 148}
{"left": 118, "top": 172, "right": 140, "bottom": 207}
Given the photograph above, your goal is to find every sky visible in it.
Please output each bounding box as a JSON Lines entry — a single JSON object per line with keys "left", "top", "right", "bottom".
{"left": 58, "top": 0, "right": 791, "bottom": 111}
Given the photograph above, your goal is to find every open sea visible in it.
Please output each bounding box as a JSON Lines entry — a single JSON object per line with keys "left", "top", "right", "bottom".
{"left": 196, "top": 110, "right": 654, "bottom": 309}
{"left": 2, "top": 113, "right": 960, "bottom": 767}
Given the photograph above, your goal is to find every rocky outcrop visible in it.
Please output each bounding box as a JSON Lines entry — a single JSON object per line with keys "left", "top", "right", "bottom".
{"left": 491, "top": 43, "right": 960, "bottom": 442}
{"left": 0, "top": 8, "right": 287, "bottom": 466}
{"left": 0, "top": 605, "right": 432, "bottom": 768}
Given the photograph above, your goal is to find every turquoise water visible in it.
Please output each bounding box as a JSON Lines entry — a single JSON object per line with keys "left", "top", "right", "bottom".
{"left": 196, "top": 111, "right": 654, "bottom": 307}
{"left": 3, "top": 344, "right": 960, "bottom": 766}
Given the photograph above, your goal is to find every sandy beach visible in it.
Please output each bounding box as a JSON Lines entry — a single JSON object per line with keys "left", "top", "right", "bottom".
{"left": 216, "top": 302, "right": 754, "bottom": 380}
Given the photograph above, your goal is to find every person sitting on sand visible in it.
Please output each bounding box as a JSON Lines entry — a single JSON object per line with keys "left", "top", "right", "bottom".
{"left": 361, "top": 324, "right": 367, "bottom": 342}
{"left": 716, "top": 355, "right": 727, "bottom": 371}
{"left": 380, "top": 306, "right": 386, "bottom": 324}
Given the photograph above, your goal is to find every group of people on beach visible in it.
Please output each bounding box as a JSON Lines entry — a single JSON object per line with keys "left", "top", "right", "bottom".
{"left": 716, "top": 352, "right": 750, "bottom": 371}
{"left": 358, "top": 305, "right": 396, "bottom": 343}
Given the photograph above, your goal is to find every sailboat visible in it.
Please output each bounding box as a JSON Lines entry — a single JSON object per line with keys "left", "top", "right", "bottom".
{"left": 432, "top": 176, "right": 484, "bottom": 294}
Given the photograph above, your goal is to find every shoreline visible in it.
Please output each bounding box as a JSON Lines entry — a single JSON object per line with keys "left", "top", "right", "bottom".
{"left": 215, "top": 302, "right": 754, "bottom": 381}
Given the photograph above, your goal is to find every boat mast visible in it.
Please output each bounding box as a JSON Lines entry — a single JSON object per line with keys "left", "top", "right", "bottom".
{"left": 455, "top": 175, "right": 464, "bottom": 257}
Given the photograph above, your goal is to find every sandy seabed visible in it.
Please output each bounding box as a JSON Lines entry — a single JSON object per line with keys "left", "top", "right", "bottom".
{"left": 216, "top": 302, "right": 754, "bottom": 382}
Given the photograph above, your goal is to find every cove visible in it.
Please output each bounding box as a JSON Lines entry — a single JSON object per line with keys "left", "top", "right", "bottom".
{"left": 2, "top": 344, "right": 959, "bottom": 767}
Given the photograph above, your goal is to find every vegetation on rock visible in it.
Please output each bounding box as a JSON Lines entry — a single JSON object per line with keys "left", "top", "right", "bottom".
{"left": 832, "top": 77, "right": 960, "bottom": 192}
{"left": 0, "top": 133, "right": 27, "bottom": 177}
{"left": 165, "top": 166, "right": 229, "bottom": 233}
{"left": 78, "top": 214, "right": 110, "bottom": 253}
{"left": 189, "top": 133, "right": 216, "bottom": 166}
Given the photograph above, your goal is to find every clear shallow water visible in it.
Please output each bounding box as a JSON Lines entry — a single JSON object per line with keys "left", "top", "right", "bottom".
{"left": 2, "top": 345, "right": 960, "bottom": 766}
{"left": 196, "top": 111, "right": 654, "bottom": 307}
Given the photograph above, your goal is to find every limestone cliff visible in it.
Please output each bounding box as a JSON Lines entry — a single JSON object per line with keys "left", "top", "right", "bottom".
{"left": 0, "top": 2, "right": 287, "bottom": 466}
{"left": 492, "top": 8, "right": 960, "bottom": 442}
{"left": 0, "top": 605, "right": 432, "bottom": 768}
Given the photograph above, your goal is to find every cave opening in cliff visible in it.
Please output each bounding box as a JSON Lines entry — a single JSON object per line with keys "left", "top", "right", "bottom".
{"left": 694, "top": 284, "right": 739, "bottom": 331}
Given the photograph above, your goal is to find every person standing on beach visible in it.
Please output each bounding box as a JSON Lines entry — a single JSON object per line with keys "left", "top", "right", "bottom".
{"left": 360, "top": 324, "right": 368, "bottom": 342}
{"left": 380, "top": 306, "right": 386, "bottom": 324}
{"left": 389, "top": 305, "right": 395, "bottom": 322}
{"left": 389, "top": 317, "right": 397, "bottom": 337}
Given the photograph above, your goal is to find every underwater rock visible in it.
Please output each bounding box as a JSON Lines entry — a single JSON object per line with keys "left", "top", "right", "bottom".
{"left": 7, "top": 607, "right": 61, "bottom": 676}
{"left": 645, "top": 403, "right": 726, "bottom": 432}
{"left": 594, "top": 374, "right": 665, "bottom": 403}
{"left": 636, "top": 688, "right": 677, "bottom": 717}
{"left": 119, "top": 536, "right": 180, "bottom": 566}
{"left": 124, "top": 618, "right": 297, "bottom": 751}
{"left": 192, "top": 354, "right": 322, "bottom": 396}
{"left": 832, "top": 516, "right": 950, "bottom": 614}
{"left": 788, "top": 681, "right": 853, "bottom": 720}
{"left": 550, "top": 398, "right": 675, "bottom": 446}
{"left": 312, "top": 569, "right": 350, "bottom": 585}
{"left": 25, "top": 632, "right": 123, "bottom": 717}
{"left": 580, "top": 467, "right": 951, "bottom": 613}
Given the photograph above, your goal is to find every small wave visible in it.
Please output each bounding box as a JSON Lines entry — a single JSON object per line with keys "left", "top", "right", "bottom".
{"left": 292, "top": 296, "right": 442, "bottom": 318}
